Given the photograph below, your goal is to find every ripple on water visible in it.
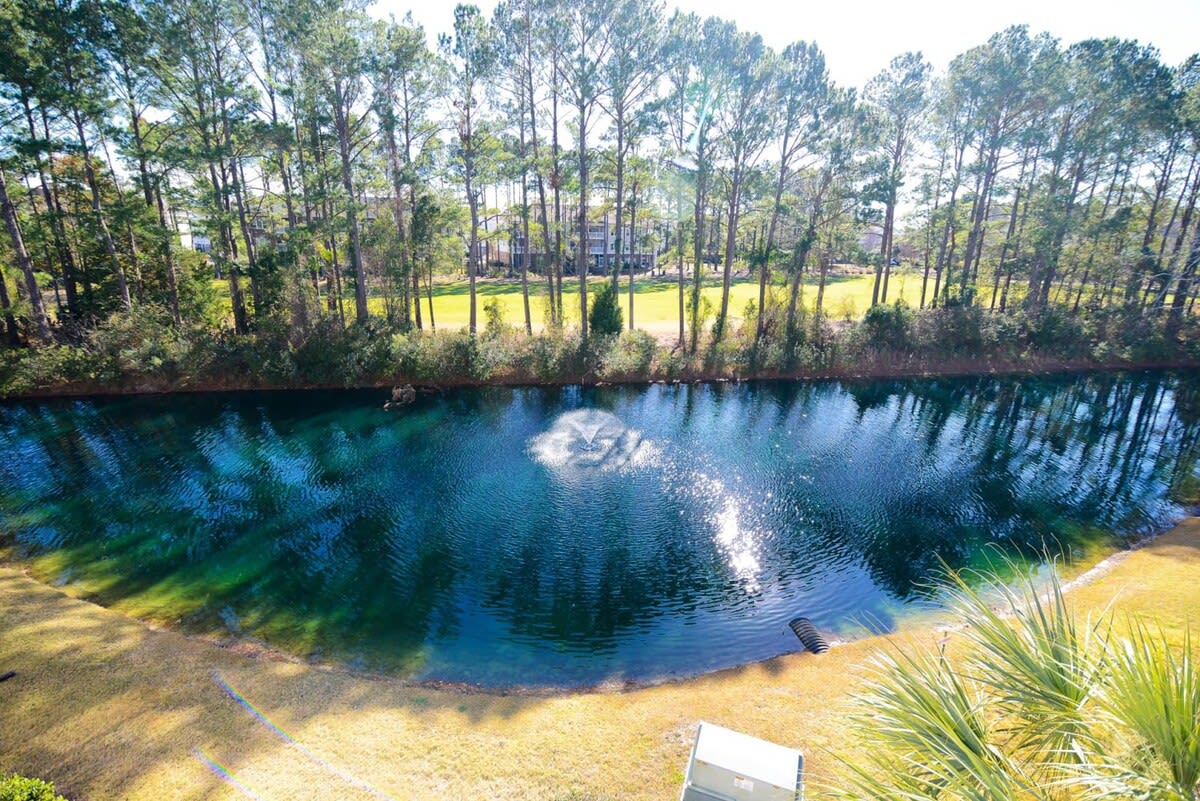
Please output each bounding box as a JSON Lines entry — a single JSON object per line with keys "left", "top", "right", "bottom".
{"left": 0, "top": 374, "right": 1195, "bottom": 686}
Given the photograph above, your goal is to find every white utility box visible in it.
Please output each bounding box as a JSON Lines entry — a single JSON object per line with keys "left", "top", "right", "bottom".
{"left": 680, "top": 721, "right": 804, "bottom": 801}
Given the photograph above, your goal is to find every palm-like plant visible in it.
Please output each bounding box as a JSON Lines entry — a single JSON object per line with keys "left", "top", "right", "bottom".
{"left": 952, "top": 567, "right": 1108, "bottom": 778}
{"left": 1079, "top": 627, "right": 1200, "bottom": 801}
{"left": 834, "top": 563, "right": 1199, "bottom": 801}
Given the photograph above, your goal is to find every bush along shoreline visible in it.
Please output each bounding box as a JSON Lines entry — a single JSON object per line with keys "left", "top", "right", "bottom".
{"left": 2, "top": 301, "right": 1199, "bottom": 399}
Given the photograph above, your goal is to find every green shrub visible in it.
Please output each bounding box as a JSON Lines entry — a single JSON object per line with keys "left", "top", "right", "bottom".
{"left": 88, "top": 305, "right": 191, "bottom": 379}
{"left": 739, "top": 299, "right": 758, "bottom": 339}
{"left": 354, "top": 319, "right": 404, "bottom": 381}
{"left": 1, "top": 290, "right": 1197, "bottom": 396}
{"left": 198, "top": 326, "right": 296, "bottom": 384}
{"left": 1026, "top": 305, "right": 1088, "bottom": 357}
{"left": 1119, "top": 313, "right": 1174, "bottom": 362}
{"left": 1176, "top": 316, "right": 1200, "bottom": 360}
{"left": 287, "top": 317, "right": 401, "bottom": 385}
{"left": 587, "top": 281, "right": 623, "bottom": 338}
{"left": 686, "top": 294, "right": 714, "bottom": 337}
{"left": 807, "top": 312, "right": 839, "bottom": 368}
{"left": 834, "top": 296, "right": 857, "bottom": 322}
{"left": 475, "top": 331, "right": 528, "bottom": 379}
{"left": 706, "top": 320, "right": 750, "bottom": 373}
{"left": 914, "top": 304, "right": 987, "bottom": 356}
{"left": 529, "top": 329, "right": 585, "bottom": 380}
{"left": 987, "top": 312, "right": 1028, "bottom": 360}
{"left": 862, "top": 300, "right": 913, "bottom": 349}
{"left": 0, "top": 774, "right": 67, "bottom": 801}
{"left": 398, "top": 330, "right": 478, "bottom": 381}
{"left": 651, "top": 340, "right": 693, "bottom": 378}
{"left": 599, "top": 330, "right": 658, "bottom": 379}
{"left": 0, "top": 349, "right": 21, "bottom": 392}
{"left": 0, "top": 345, "right": 104, "bottom": 394}
{"left": 288, "top": 318, "right": 356, "bottom": 384}
{"left": 750, "top": 335, "right": 789, "bottom": 373}
{"left": 755, "top": 294, "right": 788, "bottom": 345}
{"left": 482, "top": 298, "right": 509, "bottom": 340}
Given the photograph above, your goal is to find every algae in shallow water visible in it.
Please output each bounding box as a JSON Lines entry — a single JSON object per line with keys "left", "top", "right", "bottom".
{"left": 0, "top": 373, "right": 1196, "bottom": 686}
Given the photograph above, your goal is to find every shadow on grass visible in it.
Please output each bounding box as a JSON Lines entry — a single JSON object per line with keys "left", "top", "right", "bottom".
{"left": 17, "top": 522, "right": 1198, "bottom": 801}
{"left": 0, "top": 559, "right": 864, "bottom": 801}
{"left": 375, "top": 276, "right": 773, "bottom": 300}
{"left": 0, "top": 567, "right": 605, "bottom": 800}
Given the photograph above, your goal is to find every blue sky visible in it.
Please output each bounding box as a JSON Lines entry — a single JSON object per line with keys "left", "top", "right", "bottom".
{"left": 370, "top": 0, "right": 1199, "bottom": 90}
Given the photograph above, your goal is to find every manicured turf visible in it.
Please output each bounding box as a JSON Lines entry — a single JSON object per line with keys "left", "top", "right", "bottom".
{"left": 223, "top": 268, "right": 947, "bottom": 336}
{"left": 382, "top": 270, "right": 925, "bottom": 333}
{"left": 0, "top": 519, "right": 1195, "bottom": 801}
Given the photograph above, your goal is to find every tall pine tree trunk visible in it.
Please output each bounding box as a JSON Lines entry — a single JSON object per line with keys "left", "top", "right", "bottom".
{"left": 0, "top": 260, "right": 18, "bottom": 346}
{"left": 689, "top": 132, "right": 708, "bottom": 353}
{"left": 0, "top": 166, "right": 51, "bottom": 341}
{"left": 577, "top": 104, "right": 590, "bottom": 344}
{"left": 612, "top": 113, "right": 625, "bottom": 291}
{"left": 25, "top": 97, "right": 79, "bottom": 318}
{"left": 385, "top": 123, "right": 412, "bottom": 330}
{"left": 520, "top": 171, "right": 532, "bottom": 335}
{"left": 716, "top": 161, "right": 742, "bottom": 343}
{"left": 627, "top": 183, "right": 638, "bottom": 330}
{"left": 154, "top": 179, "right": 182, "bottom": 326}
{"left": 72, "top": 110, "right": 131, "bottom": 311}
{"left": 333, "top": 79, "right": 368, "bottom": 324}
{"left": 758, "top": 144, "right": 791, "bottom": 341}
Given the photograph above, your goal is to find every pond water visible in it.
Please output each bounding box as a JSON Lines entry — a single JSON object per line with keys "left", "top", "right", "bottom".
{"left": 1, "top": 372, "right": 1197, "bottom": 687}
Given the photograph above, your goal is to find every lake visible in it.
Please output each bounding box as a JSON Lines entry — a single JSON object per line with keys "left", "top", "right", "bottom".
{"left": 1, "top": 371, "right": 1197, "bottom": 687}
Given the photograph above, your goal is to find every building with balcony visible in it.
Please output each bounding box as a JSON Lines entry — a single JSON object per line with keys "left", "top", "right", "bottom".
{"left": 510, "top": 208, "right": 665, "bottom": 275}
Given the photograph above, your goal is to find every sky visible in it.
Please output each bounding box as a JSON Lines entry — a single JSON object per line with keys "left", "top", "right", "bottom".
{"left": 369, "top": 0, "right": 1200, "bottom": 90}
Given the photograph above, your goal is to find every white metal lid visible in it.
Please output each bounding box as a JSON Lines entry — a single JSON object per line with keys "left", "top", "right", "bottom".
{"left": 692, "top": 721, "right": 803, "bottom": 790}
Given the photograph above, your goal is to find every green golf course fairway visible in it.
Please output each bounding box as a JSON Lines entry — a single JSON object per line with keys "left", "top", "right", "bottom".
{"left": 299, "top": 269, "right": 940, "bottom": 336}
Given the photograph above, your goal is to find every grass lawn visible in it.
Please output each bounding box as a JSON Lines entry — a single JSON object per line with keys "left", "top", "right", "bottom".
{"left": 388, "top": 270, "right": 928, "bottom": 334}
{"left": 226, "top": 269, "right": 937, "bottom": 336}
{"left": 0, "top": 518, "right": 1196, "bottom": 801}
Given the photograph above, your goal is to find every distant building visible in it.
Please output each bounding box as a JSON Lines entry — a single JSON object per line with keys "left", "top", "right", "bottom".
{"left": 858, "top": 224, "right": 884, "bottom": 253}
{"left": 525, "top": 208, "right": 664, "bottom": 274}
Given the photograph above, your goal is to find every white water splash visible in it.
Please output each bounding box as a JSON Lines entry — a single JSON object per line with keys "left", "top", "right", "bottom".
{"left": 528, "top": 409, "right": 659, "bottom": 471}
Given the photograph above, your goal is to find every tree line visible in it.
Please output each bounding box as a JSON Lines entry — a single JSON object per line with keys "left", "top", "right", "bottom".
{"left": 1, "top": 0, "right": 1198, "bottom": 363}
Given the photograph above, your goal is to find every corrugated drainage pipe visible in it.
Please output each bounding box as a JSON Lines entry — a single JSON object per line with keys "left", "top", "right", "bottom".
{"left": 788, "top": 617, "right": 830, "bottom": 654}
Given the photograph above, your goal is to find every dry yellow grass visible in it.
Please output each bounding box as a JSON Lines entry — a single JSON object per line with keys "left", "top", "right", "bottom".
{"left": 1, "top": 519, "right": 1197, "bottom": 801}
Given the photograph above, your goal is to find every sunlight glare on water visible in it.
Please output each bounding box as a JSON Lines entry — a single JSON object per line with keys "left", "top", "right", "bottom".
{"left": 0, "top": 372, "right": 1196, "bottom": 687}
{"left": 713, "top": 498, "right": 763, "bottom": 592}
